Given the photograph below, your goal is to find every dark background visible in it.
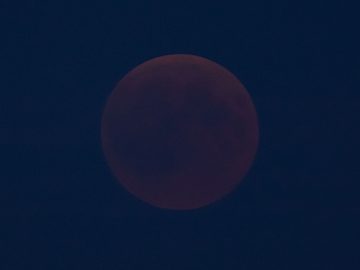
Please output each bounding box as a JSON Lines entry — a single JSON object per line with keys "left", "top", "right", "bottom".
{"left": 1, "top": 1, "right": 359, "bottom": 269}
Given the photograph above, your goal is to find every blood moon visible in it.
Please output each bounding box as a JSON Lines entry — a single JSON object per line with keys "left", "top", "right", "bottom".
{"left": 101, "top": 54, "right": 258, "bottom": 210}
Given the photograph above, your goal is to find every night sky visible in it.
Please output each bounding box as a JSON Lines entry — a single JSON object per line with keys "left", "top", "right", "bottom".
{"left": 2, "top": 1, "right": 359, "bottom": 269}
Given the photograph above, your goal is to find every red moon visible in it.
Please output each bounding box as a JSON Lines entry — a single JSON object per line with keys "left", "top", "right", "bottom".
{"left": 101, "top": 54, "right": 259, "bottom": 210}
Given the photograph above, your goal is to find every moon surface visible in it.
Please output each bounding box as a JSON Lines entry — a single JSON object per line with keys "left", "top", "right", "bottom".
{"left": 101, "top": 54, "right": 259, "bottom": 210}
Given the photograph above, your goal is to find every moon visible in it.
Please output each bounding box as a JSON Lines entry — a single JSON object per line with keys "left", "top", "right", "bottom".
{"left": 101, "top": 54, "right": 259, "bottom": 210}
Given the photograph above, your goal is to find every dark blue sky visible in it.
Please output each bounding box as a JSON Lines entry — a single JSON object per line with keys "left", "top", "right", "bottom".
{"left": 2, "top": 1, "right": 359, "bottom": 269}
